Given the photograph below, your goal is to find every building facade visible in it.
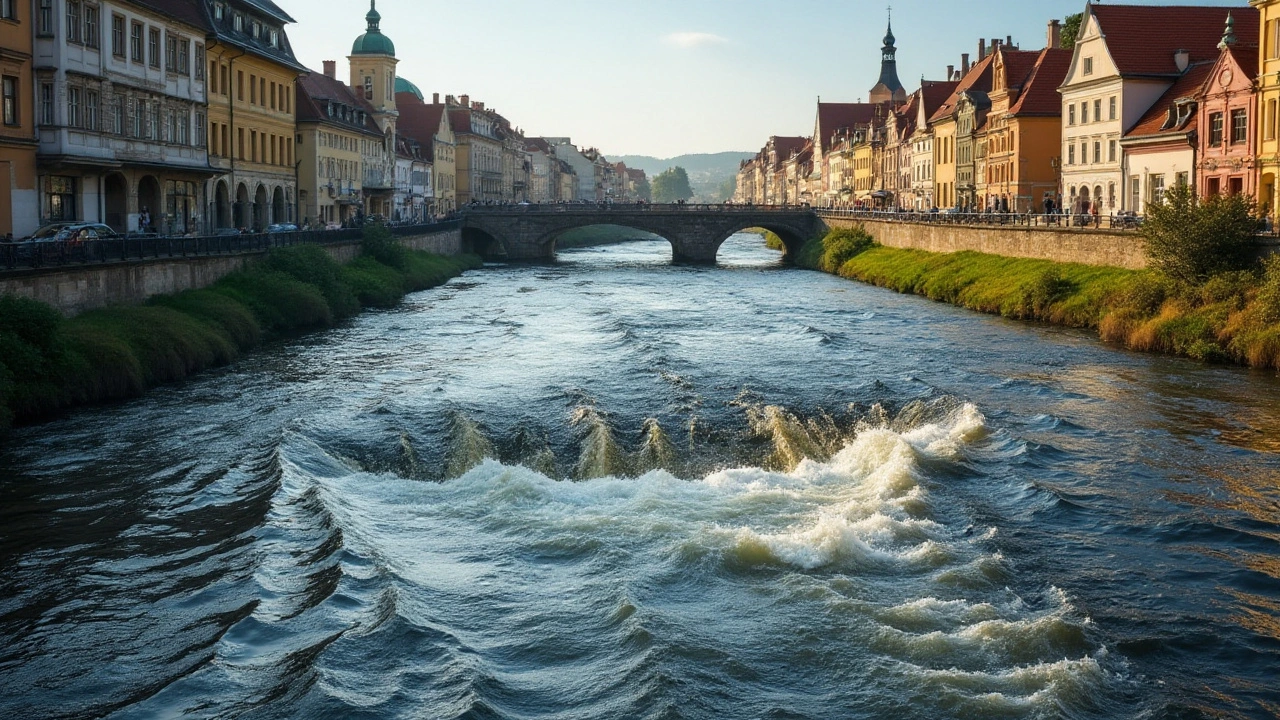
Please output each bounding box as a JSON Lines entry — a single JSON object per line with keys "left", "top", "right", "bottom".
{"left": 0, "top": 0, "right": 37, "bottom": 236}
{"left": 294, "top": 63, "right": 383, "bottom": 228}
{"left": 1198, "top": 20, "right": 1258, "bottom": 199}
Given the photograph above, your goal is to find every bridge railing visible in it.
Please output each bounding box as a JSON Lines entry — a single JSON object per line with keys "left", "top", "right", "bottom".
{"left": 461, "top": 203, "right": 808, "bottom": 214}
{"left": 0, "top": 219, "right": 463, "bottom": 272}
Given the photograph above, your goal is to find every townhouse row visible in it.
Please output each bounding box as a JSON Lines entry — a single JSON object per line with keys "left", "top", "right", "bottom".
{"left": 738, "top": 2, "right": 1280, "bottom": 221}
{"left": 0, "top": 0, "right": 647, "bottom": 239}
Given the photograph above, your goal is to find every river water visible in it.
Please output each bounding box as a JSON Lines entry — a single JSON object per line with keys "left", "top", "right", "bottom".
{"left": 2, "top": 235, "right": 1279, "bottom": 719}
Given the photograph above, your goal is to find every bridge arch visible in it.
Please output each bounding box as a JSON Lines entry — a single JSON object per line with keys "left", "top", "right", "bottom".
{"left": 461, "top": 207, "right": 823, "bottom": 264}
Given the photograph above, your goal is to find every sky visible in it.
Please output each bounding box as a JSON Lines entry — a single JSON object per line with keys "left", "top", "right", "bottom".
{"left": 285, "top": 0, "right": 1244, "bottom": 159}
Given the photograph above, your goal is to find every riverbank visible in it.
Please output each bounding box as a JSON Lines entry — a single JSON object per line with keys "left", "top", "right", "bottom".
{"left": 0, "top": 227, "right": 481, "bottom": 435}
{"left": 798, "top": 226, "right": 1280, "bottom": 370}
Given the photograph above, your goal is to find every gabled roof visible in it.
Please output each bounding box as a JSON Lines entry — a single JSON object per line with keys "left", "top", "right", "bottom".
{"left": 816, "top": 103, "right": 879, "bottom": 154}
{"left": 1008, "top": 48, "right": 1073, "bottom": 116}
{"left": 205, "top": 0, "right": 305, "bottom": 72}
{"left": 1124, "top": 61, "right": 1213, "bottom": 139}
{"left": 768, "top": 136, "right": 809, "bottom": 171}
{"left": 395, "top": 94, "right": 451, "bottom": 162}
{"left": 1222, "top": 43, "right": 1261, "bottom": 85}
{"left": 996, "top": 49, "right": 1044, "bottom": 96}
{"left": 1090, "top": 4, "right": 1259, "bottom": 78}
{"left": 295, "top": 71, "right": 384, "bottom": 138}
{"left": 931, "top": 53, "right": 995, "bottom": 124}
{"left": 524, "top": 137, "right": 554, "bottom": 154}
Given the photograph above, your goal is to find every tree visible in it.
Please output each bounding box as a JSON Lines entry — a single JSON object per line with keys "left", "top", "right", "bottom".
{"left": 1060, "top": 13, "right": 1083, "bottom": 50}
{"left": 1141, "top": 184, "right": 1258, "bottom": 284}
{"left": 717, "top": 176, "right": 737, "bottom": 203}
{"left": 651, "top": 167, "right": 694, "bottom": 204}
{"left": 634, "top": 175, "right": 652, "bottom": 202}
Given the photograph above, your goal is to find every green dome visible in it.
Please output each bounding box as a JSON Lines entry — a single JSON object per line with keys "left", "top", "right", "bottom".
{"left": 351, "top": 0, "right": 394, "bottom": 56}
{"left": 395, "top": 77, "right": 423, "bottom": 101}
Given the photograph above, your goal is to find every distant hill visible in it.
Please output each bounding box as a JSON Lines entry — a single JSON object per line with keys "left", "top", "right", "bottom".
{"left": 611, "top": 152, "right": 754, "bottom": 202}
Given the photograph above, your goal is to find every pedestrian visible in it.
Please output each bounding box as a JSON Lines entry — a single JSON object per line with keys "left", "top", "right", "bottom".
{"left": 139, "top": 206, "right": 151, "bottom": 233}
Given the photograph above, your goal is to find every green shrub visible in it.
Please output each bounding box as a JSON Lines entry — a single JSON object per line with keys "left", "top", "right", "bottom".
{"left": 797, "top": 227, "right": 875, "bottom": 272}
{"left": 211, "top": 269, "right": 333, "bottom": 332}
{"left": 400, "top": 252, "right": 482, "bottom": 292}
{"left": 1142, "top": 184, "right": 1258, "bottom": 283}
{"left": 341, "top": 256, "right": 405, "bottom": 308}
{"left": 0, "top": 295, "right": 64, "bottom": 352}
{"left": 71, "top": 306, "right": 238, "bottom": 385}
{"left": 264, "top": 244, "right": 360, "bottom": 319}
{"left": 1258, "top": 254, "right": 1280, "bottom": 324}
{"left": 1018, "top": 268, "right": 1072, "bottom": 317}
{"left": 361, "top": 224, "right": 409, "bottom": 271}
{"left": 151, "top": 289, "right": 262, "bottom": 348}
{"left": 1118, "top": 272, "right": 1178, "bottom": 316}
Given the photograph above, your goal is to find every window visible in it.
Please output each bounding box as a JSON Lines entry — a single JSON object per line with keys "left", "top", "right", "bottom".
{"left": 249, "top": 73, "right": 256, "bottom": 104}
{"left": 251, "top": 20, "right": 259, "bottom": 38}
{"left": 1, "top": 76, "right": 16, "bottom": 126}
{"left": 44, "top": 177, "right": 77, "bottom": 221}
{"left": 1109, "top": 140, "right": 1116, "bottom": 163}
{"left": 233, "top": 13, "right": 242, "bottom": 32}
{"left": 1175, "top": 172, "right": 1189, "bottom": 189}
{"left": 0, "top": 0, "right": 13, "bottom": 20}
{"left": 1208, "top": 177, "right": 1221, "bottom": 196}
{"left": 149, "top": 102, "right": 159, "bottom": 139}
{"left": 1109, "top": 96, "right": 1117, "bottom": 121}
{"left": 111, "top": 14, "right": 124, "bottom": 56}
{"left": 270, "top": 81, "right": 275, "bottom": 110}
{"left": 166, "top": 34, "right": 176, "bottom": 72}
{"left": 1068, "top": 104, "right": 1075, "bottom": 125}
{"left": 1149, "top": 174, "right": 1166, "bottom": 204}
{"left": 38, "top": 0, "right": 52, "bottom": 35}
{"left": 84, "top": 5, "right": 98, "bottom": 48}
{"left": 1108, "top": 182, "right": 1116, "bottom": 209}
{"left": 195, "top": 110, "right": 205, "bottom": 147}
{"left": 1081, "top": 142, "right": 1088, "bottom": 164}
{"left": 1081, "top": 101, "right": 1089, "bottom": 124}
{"left": 130, "top": 22, "right": 142, "bottom": 62}
{"left": 1094, "top": 99, "right": 1101, "bottom": 123}
{"left": 1083, "top": 57, "right": 1093, "bottom": 76}
{"left": 40, "top": 83, "right": 53, "bottom": 126}
{"left": 269, "top": 29, "right": 278, "bottom": 48}
{"left": 1093, "top": 141, "right": 1101, "bottom": 164}
{"left": 194, "top": 45, "right": 204, "bottom": 80}
{"left": 178, "top": 39, "right": 189, "bottom": 75}
{"left": 148, "top": 27, "right": 159, "bottom": 68}
{"left": 237, "top": 70, "right": 243, "bottom": 101}
{"left": 1270, "top": 100, "right": 1279, "bottom": 141}
{"left": 1231, "top": 109, "right": 1248, "bottom": 144}
{"left": 214, "top": 3, "right": 223, "bottom": 21}
{"left": 67, "top": 87, "right": 81, "bottom": 128}
{"left": 112, "top": 95, "right": 123, "bottom": 134}
{"left": 66, "top": 1, "right": 81, "bottom": 43}
{"left": 85, "top": 90, "right": 98, "bottom": 130}
{"left": 1209, "top": 112, "right": 1224, "bottom": 146}
{"left": 133, "top": 98, "right": 144, "bottom": 137}
{"left": 1131, "top": 177, "right": 1140, "bottom": 210}
{"left": 1068, "top": 144, "right": 1075, "bottom": 165}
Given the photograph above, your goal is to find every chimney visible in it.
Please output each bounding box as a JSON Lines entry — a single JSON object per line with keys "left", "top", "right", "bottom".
{"left": 322, "top": 60, "right": 335, "bottom": 79}
{"left": 1006, "top": 35, "right": 1013, "bottom": 49}
{"left": 433, "top": 92, "right": 440, "bottom": 104}
{"left": 947, "top": 65, "right": 954, "bottom": 81}
{"left": 961, "top": 53, "right": 971, "bottom": 75}
{"left": 1175, "top": 49, "right": 1190, "bottom": 72}
{"left": 979, "top": 38, "right": 986, "bottom": 59}
{"left": 1048, "top": 20, "right": 1062, "bottom": 50}
{"left": 459, "top": 94, "right": 470, "bottom": 108}
{"left": 475, "top": 101, "right": 484, "bottom": 111}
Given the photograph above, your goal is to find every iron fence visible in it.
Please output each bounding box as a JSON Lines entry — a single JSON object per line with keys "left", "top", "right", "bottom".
{"left": 0, "top": 219, "right": 462, "bottom": 272}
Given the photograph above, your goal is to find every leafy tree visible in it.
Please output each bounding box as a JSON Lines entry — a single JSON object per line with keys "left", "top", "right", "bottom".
{"left": 651, "top": 167, "right": 694, "bottom": 204}
{"left": 717, "top": 176, "right": 737, "bottom": 203}
{"left": 1141, "top": 184, "right": 1258, "bottom": 284}
{"left": 1061, "top": 13, "right": 1083, "bottom": 50}
{"left": 634, "top": 175, "right": 652, "bottom": 202}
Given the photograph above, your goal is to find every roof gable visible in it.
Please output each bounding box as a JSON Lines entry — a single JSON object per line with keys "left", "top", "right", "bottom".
{"left": 1008, "top": 48, "right": 1073, "bottom": 116}
{"left": 1084, "top": 4, "right": 1259, "bottom": 79}
{"left": 1124, "top": 62, "right": 1213, "bottom": 139}
{"left": 930, "top": 54, "right": 995, "bottom": 124}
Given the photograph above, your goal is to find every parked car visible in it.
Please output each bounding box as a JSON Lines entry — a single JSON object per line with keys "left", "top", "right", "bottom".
{"left": 25, "top": 222, "right": 121, "bottom": 243}
{"left": 324, "top": 222, "right": 342, "bottom": 231}
{"left": 265, "top": 223, "right": 298, "bottom": 233}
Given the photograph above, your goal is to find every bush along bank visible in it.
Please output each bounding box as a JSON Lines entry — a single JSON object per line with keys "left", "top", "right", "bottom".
{"left": 796, "top": 222, "right": 1280, "bottom": 370}
{"left": 0, "top": 225, "right": 481, "bottom": 435}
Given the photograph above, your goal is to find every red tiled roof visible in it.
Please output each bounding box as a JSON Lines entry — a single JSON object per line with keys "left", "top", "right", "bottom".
{"left": 1125, "top": 62, "right": 1213, "bottom": 138}
{"left": 930, "top": 53, "right": 996, "bottom": 124}
{"left": 769, "top": 136, "right": 810, "bottom": 170}
{"left": 1091, "top": 4, "right": 1259, "bottom": 78}
{"left": 816, "top": 103, "right": 878, "bottom": 153}
{"left": 919, "top": 80, "right": 960, "bottom": 117}
{"left": 1009, "top": 48, "right": 1074, "bottom": 116}
{"left": 396, "top": 94, "right": 450, "bottom": 162}
{"left": 1226, "top": 43, "right": 1260, "bottom": 83}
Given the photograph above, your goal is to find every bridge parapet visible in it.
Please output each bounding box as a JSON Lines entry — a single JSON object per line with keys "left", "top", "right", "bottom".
{"left": 460, "top": 205, "right": 823, "bottom": 262}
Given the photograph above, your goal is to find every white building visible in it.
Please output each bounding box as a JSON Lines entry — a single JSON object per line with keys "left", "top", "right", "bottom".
{"left": 35, "top": 0, "right": 212, "bottom": 235}
{"left": 542, "top": 138, "right": 597, "bottom": 201}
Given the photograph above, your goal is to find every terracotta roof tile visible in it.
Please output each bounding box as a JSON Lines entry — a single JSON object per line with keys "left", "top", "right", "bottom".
{"left": 1008, "top": 48, "right": 1073, "bottom": 116}
{"left": 930, "top": 53, "right": 995, "bottom": 124}
{"left": 1124, "top": 62, "right": 1214, "bottom": 139}
{"left": 1092, "top": 4, "right": 1259, "bottom": 77}
{"left": 396, "top": 93, "right": 451, "bottom": 162}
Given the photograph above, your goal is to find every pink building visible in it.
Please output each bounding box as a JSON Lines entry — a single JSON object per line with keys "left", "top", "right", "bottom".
{"left": 1198, "top": 16, "right": 1259, "bottom": 198}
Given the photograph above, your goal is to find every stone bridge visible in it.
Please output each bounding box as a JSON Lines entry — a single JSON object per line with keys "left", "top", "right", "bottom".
{"left": 460, "top": 205, "right": 824, "bottom": 263}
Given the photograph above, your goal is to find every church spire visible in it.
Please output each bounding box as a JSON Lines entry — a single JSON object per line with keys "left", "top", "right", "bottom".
{"left": 870, "top": 8, "right": 906, "bottom": 105}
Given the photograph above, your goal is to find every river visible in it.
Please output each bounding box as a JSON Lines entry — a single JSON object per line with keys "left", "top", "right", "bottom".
{"left": 2, "top": 234, "right": 1279, "bottom": 719}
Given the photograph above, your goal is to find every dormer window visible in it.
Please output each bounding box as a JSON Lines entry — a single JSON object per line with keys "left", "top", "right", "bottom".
{"left": 1083, "top": 57, "right": 1094, "bottom": 76}
{"left": 233, "top": 13, "right": 242, "bottom": 32}
{"left": 213, "top": 3, "right": 223, "bottom": 20}
{"left": 270, "top": 29, "right": 278, "bottom": 47}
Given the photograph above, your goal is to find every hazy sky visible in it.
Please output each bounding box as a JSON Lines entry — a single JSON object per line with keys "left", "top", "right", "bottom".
{"left": 286, "top": 0, "right": 1243, "bottom": 159}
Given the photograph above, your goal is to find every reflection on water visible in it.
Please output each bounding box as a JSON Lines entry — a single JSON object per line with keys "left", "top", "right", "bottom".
{"left": 1, "top": 234, "right": 1279, "bottom": 719}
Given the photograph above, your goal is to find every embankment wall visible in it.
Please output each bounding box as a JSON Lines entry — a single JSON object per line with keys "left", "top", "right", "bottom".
{"left": 821, "top": 215, "right": 1147, "bottom": 269}
{"left": 0, "top": 227, "right": 463, "bottom": 316}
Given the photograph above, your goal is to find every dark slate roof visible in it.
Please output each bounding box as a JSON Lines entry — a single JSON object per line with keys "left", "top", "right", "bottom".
{"left": 1091, "top": 4, "right": 1259, "bottom": 78}
{"left": 129, "top": 0, "right": 211, "bottom": 32}
{"left": 205, "top": 0, "right": 305, "bottom": 72}
{"left": 295, "top": 71, "right": 384, "bottom": 138}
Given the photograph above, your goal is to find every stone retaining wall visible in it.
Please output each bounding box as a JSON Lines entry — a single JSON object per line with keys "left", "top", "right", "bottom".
{"left": 0, "top": 227, "right": 463, "bottom": 316}
{"left": 821, "top": 215, "right": 1148, "bottom": 269}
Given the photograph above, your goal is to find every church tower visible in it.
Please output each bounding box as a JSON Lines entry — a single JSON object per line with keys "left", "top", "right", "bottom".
{"left": 348, "top": 0, "right": 399, "bottom": 135}
{"left": 869, "top": 11, "right": 907, "bottom": 105}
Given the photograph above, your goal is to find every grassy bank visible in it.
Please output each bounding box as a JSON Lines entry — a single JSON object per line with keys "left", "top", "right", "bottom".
{"left": 797, "top": 226, "right": 1280, "bottom": 369}
{"left": 0, "top": 226, "right": 481, "bottom": 435}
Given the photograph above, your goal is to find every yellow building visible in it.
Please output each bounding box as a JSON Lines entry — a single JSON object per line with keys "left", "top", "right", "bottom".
{"left": 853, "top": 136, "right": 875, "bottom": 204}
{"left": 204, "top": 0, "right": 305, "bottom": 231}
{"left": 930, "top": 54, "right": 995, "bottom": 209}
{"left": 295, "top": 64, "right": 384, "bottom": 228}
{"left": 0, "top": 0, "right": 36, "bottom": 237}
{"left": 1254, "top": 0, "right": 1280, "bottom": 219}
